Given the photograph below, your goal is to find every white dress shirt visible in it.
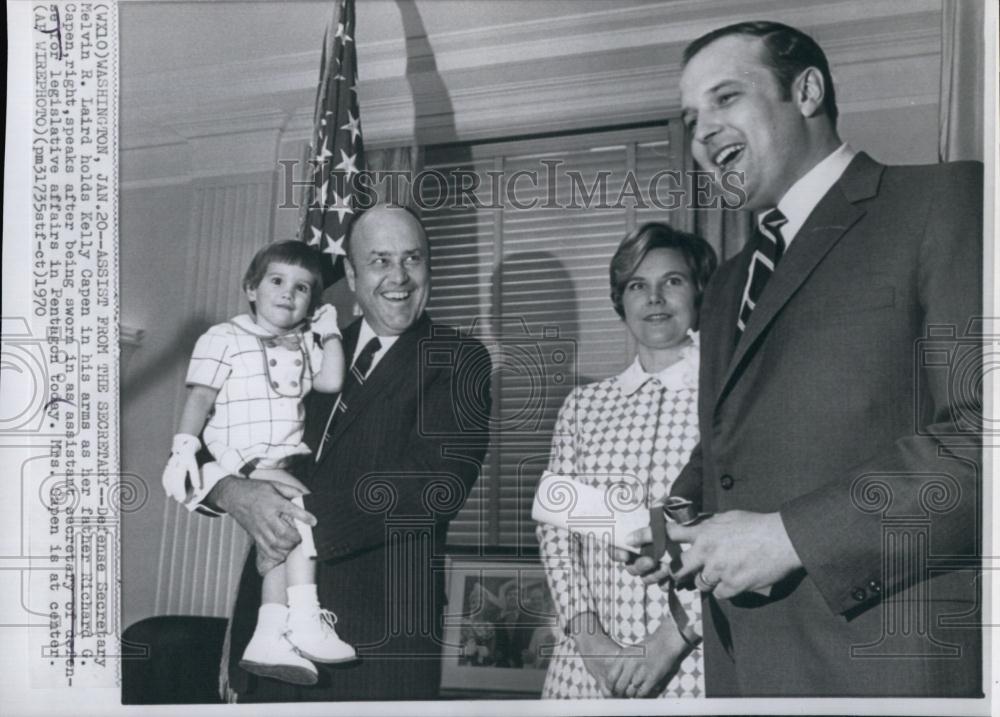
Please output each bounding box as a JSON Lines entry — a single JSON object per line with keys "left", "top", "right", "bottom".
{"left": 765, "top": 143, "right": 857, "bottom": 247}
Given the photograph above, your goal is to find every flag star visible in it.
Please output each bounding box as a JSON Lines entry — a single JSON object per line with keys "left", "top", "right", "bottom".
{"left": 335, "top": 22, "right": 352, "bottom": 44}
{"left": 327, "top": 189, "right": 354, "bottom": 223}
{"left": 335, "top": 149, "right": 359, "bottom": 178}
{"left": 341, "top": 111, "right": 362, "bottom": 143}
{"left": 309, "top": 225, "right": 324, "bottom": 246}
{"left": 314, "top": 141, "right": 333, "bottom": 164}
{"left": 324, "top": 234, "right": 347, "bottom": 257}
{"left": 333, "top": 72, "right": 346, "bottom": 81}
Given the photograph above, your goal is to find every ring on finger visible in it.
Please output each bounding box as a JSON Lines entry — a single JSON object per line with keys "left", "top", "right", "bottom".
{"left": 695, "top": 571, "right": 720, "bottom": 591}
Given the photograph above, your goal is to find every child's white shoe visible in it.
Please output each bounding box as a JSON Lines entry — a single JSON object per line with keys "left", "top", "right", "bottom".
{"left": 239, "top": 628, "right": 319, "bottom": 685}
{"left": 286, "top": 608, "right": 357, "bottom": 663}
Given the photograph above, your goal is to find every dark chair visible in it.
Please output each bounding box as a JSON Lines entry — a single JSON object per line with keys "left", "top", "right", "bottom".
{"left": 121, "top": 615, "right": 228, "bottom": 704}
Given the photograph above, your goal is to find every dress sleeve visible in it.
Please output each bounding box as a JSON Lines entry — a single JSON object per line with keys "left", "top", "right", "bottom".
{"left": 536, "top": 388, "right": 598, "bottom": 634}
{"left": 186, "top": 324, "right": 233, "bottom": 390}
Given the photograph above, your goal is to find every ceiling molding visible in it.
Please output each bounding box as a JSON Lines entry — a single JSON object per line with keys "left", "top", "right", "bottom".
{"left": 121, "top": 0, "right": 944, "bottom": 181}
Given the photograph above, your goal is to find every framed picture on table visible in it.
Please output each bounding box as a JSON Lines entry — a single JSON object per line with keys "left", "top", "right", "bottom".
{"left": 440, "top": 556, "right": 561, "bottom": 696}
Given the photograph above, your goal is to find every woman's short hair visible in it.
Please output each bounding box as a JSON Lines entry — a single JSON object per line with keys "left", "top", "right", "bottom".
{"left": 609, "top": 223, "right": 718, "bottom": 320}
{"left": 242, "top": 240, "right": 325, "bottom": 314}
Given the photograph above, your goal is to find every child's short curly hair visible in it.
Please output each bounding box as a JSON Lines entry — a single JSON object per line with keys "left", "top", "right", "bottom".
{"left": 242, "top": 240, "right": 325, "bottom": 314}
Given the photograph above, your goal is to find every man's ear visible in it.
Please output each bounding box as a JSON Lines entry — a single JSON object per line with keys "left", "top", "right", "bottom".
{"left": 344, "top": 259, "right": 356, "bottom": 292}
{"left": 794, "top": 66, "right": 826, "bottom": 118}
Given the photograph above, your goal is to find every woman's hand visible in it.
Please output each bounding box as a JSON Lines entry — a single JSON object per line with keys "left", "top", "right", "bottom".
{"left": 608, "top": 621, "right": 693, "bottom": 698}
{"left": 569, "top": 613, "right": 637, "bottom": 697}
{"left": 575, "top": 631, "right": 627, "bottom": 697}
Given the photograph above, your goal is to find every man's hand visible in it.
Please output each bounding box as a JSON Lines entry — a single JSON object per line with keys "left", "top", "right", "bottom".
{"left": 609, "top": 526, "right": 672, "bottom": 585}
{"left": 668, "top": 510, "right": 802, "bottom": 599}
{"left": 210, "top": 476, "right": 316, "bottom": 575}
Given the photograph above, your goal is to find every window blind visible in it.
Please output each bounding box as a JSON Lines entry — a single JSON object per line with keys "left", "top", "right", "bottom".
{"left": 419, "top": 122, "right": 689, "bottom": 549}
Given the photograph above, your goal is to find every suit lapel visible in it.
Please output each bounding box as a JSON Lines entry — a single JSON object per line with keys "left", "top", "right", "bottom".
{"left": 715, "top": 153, "right": 883, "bottom": 407}
{"left": 703, "top": 250, "right": 753, "bottom": 397}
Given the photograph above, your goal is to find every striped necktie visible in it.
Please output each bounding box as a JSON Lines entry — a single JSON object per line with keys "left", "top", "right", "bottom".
{"left": 736, "top": 208, "right": 787, "bottom": 336}
{"left": 317, "top": 336, "right": 381, "bottom": 459}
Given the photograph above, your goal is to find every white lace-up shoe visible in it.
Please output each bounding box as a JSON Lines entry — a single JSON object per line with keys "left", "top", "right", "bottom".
{"left": 239, "top": 629, "right": 318, "bottom": 685}
{"left": 285, "top": 608, "right": 357, "bottom": 663}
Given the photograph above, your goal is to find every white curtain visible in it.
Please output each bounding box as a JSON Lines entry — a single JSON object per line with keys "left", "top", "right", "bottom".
{"left": 938, "top": 0, "right": 985, "bottom": 162}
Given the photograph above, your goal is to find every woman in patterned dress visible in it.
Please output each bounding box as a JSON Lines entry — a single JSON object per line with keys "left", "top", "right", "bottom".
{"left": 536, "top": 223, "right": 717, "bottom": 699}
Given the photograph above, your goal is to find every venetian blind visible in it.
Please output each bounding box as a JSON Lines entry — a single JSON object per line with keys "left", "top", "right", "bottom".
{"left": 419, "top": 121, "right": 690, "bottom": 549}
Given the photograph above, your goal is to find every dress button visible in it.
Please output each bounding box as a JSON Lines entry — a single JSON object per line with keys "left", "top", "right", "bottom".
{"left": 720, "top": 474, "right": 735, "bottom": 490}
{"left": 851, "top": 587, "right": 867, "bottom": 602}
{"left": 266, "top": 340, "right": 277, "bottom": 348}
{"left": 271, "top": 381, "right": 280, "bottom": 389}
{"left": 295, "top": 359, "right": 302, "bottom": 367}
{"left": 290, "top": 380, "right": 298, "bottom": 388}
{"left": 269, "top": 358, "right": 277, "bottom": 367}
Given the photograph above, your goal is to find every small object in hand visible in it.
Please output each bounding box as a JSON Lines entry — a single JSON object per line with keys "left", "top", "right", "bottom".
{"left": 662, "top": 496, "right": 711, "bottom": 526}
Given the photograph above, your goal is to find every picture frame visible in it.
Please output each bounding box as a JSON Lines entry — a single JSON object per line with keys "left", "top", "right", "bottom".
{"left": 440, "top": 556, "right": 561, "bottom": 696}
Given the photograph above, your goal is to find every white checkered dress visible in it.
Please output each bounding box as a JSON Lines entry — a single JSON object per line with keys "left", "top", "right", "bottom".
{"left": 536, "top": 349, "right": 704, "bottom": 699}
{"left": 186, "top": 314, "right": 324, "bottom": 476}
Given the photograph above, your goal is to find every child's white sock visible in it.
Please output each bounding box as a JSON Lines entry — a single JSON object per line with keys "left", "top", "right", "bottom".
{"left": 287, "top": 584, "right": 320, "bottom": 614}
{"left": 291, "top": 495, "right": 317, "bottom": 559}
{"left": 255, "top": 602, "right": 288, "bottom": 633}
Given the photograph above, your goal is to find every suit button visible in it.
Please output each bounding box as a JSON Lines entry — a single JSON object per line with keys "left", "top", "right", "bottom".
{"left": 851, "top": 587, "right": 867, "bottom": 602}
{"left": 720, "top": 474, "right": 735, "bottom": 490}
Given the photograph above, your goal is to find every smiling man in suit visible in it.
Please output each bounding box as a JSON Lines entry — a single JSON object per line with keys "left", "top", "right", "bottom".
{"left": 620, "top": 21, "right": 983, "bottom": 696}
{"left": 207, "top": 205, "right": 492, "bottom": 701}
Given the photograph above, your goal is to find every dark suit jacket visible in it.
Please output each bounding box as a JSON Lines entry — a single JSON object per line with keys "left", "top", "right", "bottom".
{"left": 227, "top": 313, "right": 491, "bottom": 701}
{"left": 673, "top": 153, "right": 983, "bottom": 696}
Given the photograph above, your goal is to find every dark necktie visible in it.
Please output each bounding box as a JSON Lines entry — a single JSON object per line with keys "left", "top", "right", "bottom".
{"left": 317, "top": 336, "right": 381, "bottom": 459}
{"left": 736, "top": 208, "right": 787, "bottom": 337}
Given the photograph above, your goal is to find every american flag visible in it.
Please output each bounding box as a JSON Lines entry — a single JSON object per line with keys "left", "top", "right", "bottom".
{"left": 300, "top": 0, "right": 365, "bottom": 287}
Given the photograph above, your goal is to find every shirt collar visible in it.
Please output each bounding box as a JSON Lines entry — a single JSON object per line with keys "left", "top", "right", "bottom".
{"left": 354, "top": 319, "right": 399, "bottom": 365}
{"left": 766, "top": 143, "right": 856, "bottom": 246}
{"left": 230, "top": 314, "right": 305, "bottom": 338}
{"left": 617, "top": 332, "right": 700, "bottom": 396}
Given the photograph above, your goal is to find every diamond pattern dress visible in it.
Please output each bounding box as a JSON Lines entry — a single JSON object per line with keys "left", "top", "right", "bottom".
{"left": 536, "top": 341, "right": 704, "bottom": 699}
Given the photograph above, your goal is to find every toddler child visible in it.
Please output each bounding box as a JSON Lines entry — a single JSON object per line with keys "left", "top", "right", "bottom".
{"left": 161, "top": 240, "right": 352, "bottom": 686}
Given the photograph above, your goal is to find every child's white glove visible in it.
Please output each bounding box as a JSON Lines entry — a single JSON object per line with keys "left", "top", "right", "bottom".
{"left": 162, "top": 433, "right": 202, "bottom": 502}
{"left": 311, "top": 304, "right": 341, "bottom": 340}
